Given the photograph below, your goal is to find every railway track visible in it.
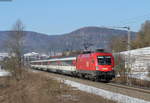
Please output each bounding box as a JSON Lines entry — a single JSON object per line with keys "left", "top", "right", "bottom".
{"left": 73, "top": 76, "right": 150, "bottom": 94}
{"left": 32, "top": 69, "right": 150, "bottom": 94}
{"left": 31, "top": 69, "right": 150, "bottom": 102}
{"left": 107, "top": 82, "right": 150, "bottom": 94}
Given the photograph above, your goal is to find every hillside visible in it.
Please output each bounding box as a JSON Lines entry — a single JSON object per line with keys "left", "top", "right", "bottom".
{"left": 0, "top": 27, "right": 136, "bottom": 53}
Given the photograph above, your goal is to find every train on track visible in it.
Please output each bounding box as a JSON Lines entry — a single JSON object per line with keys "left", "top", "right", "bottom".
{"left": 30, "top": 50, "right": 115, "bottom": 82}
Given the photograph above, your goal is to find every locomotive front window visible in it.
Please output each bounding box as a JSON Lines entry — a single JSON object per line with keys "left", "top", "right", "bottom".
{"left": 97, "top": 56, "right": 111, "bottom": 65}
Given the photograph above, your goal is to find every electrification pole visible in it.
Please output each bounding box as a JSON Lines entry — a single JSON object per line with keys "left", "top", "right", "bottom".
{"left": 122, "top": 26, "right": 131, "bottom": 85}
{"left": 127, "top": 26, "right": 131, "bottom": 51}
{"left": 123, "top": 26, "right": 131, "bottom": 62}
{"left": 127, "top": 26, "right": 131, "bottom": 85}
{"left": 111, "top": 26, "right": 131, "bottom": 84}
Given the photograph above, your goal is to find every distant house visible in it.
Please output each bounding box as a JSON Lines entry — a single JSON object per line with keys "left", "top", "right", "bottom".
{"left": 24, "top": 52, "right": 49, "bottom": 62}
{"left": 24, "top": 52, "right": 40, "bottom": 61}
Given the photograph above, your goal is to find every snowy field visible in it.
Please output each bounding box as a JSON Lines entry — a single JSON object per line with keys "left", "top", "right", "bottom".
{"left": 0, "top": 53, "right": 9, "bottom": 61}
{"left": 129, "top": 72, "right": 150, "bottom": 81}
{"left": 0, "top": 66, "right": 10, "bottom": 77}
{"left": 120, "top": 47, "right": 150, "bottom": 81}
{"left": 0, "top": 52, "right": 9, "bottom": 77}
{"left": 57, "top": 78, "right": 150, "bottom": 103}
{"left": 121, "top": 47, "right": 150, "bottom": 72}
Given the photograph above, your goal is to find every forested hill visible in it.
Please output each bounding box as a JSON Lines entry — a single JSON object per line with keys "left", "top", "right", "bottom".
{"left": 0, "top": 26, "right": 136, "bottom": 53}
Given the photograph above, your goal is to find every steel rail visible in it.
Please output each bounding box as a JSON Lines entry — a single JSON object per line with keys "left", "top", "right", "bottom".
{"left": 107, "top": 82, "right": 150, "bottom": 94}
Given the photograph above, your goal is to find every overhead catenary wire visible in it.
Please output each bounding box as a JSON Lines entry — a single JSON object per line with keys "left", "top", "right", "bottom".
{"left": 101, "top": 12, "right": 150, "bottom": 31}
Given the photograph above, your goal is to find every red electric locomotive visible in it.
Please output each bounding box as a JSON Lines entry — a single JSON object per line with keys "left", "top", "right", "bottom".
{"left": 76, "top": 51, "right": 115, "bottom": 81}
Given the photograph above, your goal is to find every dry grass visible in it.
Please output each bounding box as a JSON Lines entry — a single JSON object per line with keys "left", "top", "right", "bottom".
{"left": 0, "top": 71, "right": 116, "bottom": 103}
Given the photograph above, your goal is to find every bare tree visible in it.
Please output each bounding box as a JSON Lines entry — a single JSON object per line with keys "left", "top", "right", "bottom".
{"left": 132, "top": 20, "right": 150, "bottom": 49}
{"left": 109, "top": 35, "right": 128, "bottom": 52}
{"left": 4, "top": 20, "right": 26, "bottom": 80}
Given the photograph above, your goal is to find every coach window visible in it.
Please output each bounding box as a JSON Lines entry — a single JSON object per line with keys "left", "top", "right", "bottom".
{"left": 61, "top": 61, "right": 66, "bottom": 66}
{"left": 57, "top": 61, "right": 61, "bottom": 66}
{"left": 50, "top": 61, "right": 54, "bottom": 65}
{"left": 47, "top": 61, "right": 50, "bottom": 65}
{"left": 51, "top": 61, "right": 57, "bottom": 66}
{"left": 43, "top": 62, "right": 47, "bottom": 65}
{"left": 65, "top": 60, "right": 73, "bottom": 66}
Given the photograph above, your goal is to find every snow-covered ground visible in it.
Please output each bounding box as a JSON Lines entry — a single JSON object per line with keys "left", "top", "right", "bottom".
{"left": 121, "top": 47, "right": 150, "bottom": 72}
{"left": 0, "top": 53, "right": 9, "bottom": 61}
{"left": 121, "top": 47, "right": 150, "bottom": 56}
{"left": 120, "top": 47, "right": 150, "bottom": 81}
{"left": 57, "top": 78, "right": 150, "bottom": 103}
{"left": 0, "top": 66, "right": 10, "bottom": 77}
{"left": 129, "top": 72, "right": 150, "bottom": 81}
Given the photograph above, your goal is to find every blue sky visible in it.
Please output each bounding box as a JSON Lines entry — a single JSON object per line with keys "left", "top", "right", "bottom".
{"left": 0, "top": 0, "right": 150, "bottom": 35}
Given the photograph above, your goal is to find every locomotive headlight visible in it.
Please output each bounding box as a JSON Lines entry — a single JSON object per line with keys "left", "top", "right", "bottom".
{"left": 96, "top": 66, "right": 99, "bottom": 70}
{"left": 102, "top": 68, "right": 108, "bottom": 70}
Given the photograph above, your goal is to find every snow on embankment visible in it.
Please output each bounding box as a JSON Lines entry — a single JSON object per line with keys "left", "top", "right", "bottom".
{"left": 130, "top": 72, "right": 150, "bottom": 81}
{"left": 0, "top": 66, "right": 10, "bottom": 77}
{"left": 0, "top": 53, "right": 10, "bottom": 77}
{"left": 121, "top": 47, "right": 150, "bottom": 72}
{"left": 0, "top": 70, "right": 10, "bottom": 77}
{"left": 120, "top": 47, "right": 150, "bottom": 81}
{"left": 61, "top": 79, "right": 150, "bottom": 103}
